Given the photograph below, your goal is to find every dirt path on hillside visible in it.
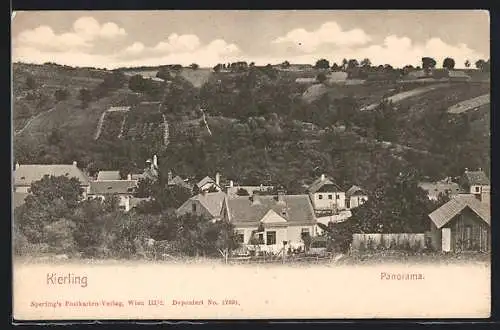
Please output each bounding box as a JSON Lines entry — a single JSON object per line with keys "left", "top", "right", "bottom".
{"left": 14, "top": 107, "right": 56, "bottom": 136}
{"left": 360, "top": 83, "right": 450, "bottom": 111}
{"left": 447, "top": 94, "right": 490, "bottom": 114}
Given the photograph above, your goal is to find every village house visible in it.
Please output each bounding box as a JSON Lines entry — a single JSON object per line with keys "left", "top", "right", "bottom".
{"left": 167, "top": 171, "right": 193, "bottom": 190}
{"left": 13, "top": 162, "right": 91, "bottom": 208}
{"left": 221, "top": 191, "right": 317, "bottom": 253}
{"left": 428, "top": 194, "right": 490, "bottom": 252}
{"left": 226, "top": 182, "right": 275, "bottom": 198}
{"left": 459, "top": 168, "right": 490, "bottom": 202}
{"left": 176, "top": 191, "right": 226, "bottom": 222}
{"left": 195, "top": 173, "right": 222, "bottom": 192}
{"left": 427, "top": 169, "right": 490, "bottom": 252}
{"left": 418, "top": 177, "right": 463, "bottom": 201}
{"left": 345, "top": 185, "right": 369, "bottom": 209}
{"left": 131, "top": 155, "right": 160, "bottom": 182}
{"left": 87, "top": 180, "right": 139, "bottom": 212}
{"left": 306, "top": 174, "right": 346, "bottom": 215}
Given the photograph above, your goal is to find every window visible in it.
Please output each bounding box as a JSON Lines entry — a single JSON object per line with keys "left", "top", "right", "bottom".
{"left": 336, "top": 194, "right": 340, "bottom": 199}
{"left": 258, "top": 233, "right": 264, "bottom": 245}
{"left": 301, "top": 228, "right": 310, "bottom": 235}
{"left": 266, "top": 231, "right": 276, "bottom": 245}
{"left": 192, "top": 202, "right": 197, "bottom": 213}
{"left": 346, "top": 199, "right": 351, "bottom": 209}
{"left": 236, "top": 231, "right": 244, "bottom": 243}
{"left": 328, "top": 194, "right": 333, "bottom": 200}
{"left": 475, "top": 186, "right": 480, "bottom": 193}
{"left": 318, "top": 194, "right": 323, "bottom": 199}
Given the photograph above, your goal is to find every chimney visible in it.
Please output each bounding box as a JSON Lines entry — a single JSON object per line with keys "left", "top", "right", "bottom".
{"left": 215, "top": 172, "right": 220, "bottom": 186}
{"left": 15, "top": 162, "right": 20, "bottom": 170}
{"left": 153, "top": 155, "right": 158, "bottom": 168}
{"left": 321, "top": 174, "right": 325, "bottom": 181}
{"left": 251, "top": 191, "right": 261, "bottom": 205}
{"left": 480, "top": 186, "right": 490, "bottom": 205}
{"left": 277, "top": 190, "right": 286, "bottom": 204}
{"left": 73, "top": 161, "right": 77, "bottom": 167}
{"left": 127, "top": 174, "right": 132, "bottom": 180}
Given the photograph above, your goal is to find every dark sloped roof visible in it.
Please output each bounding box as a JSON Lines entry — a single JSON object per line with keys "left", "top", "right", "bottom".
{"left": 428, "top": 194, "right": 490, "bottom": 229}
{"left": 464, "top": 171, "right": 490, "bottom": 186}
{"left": 307, "top": 176, "right": 341, "bottom": 193}
{"left": 178, "top": 191, "right": 226, "bottom": 218}
{"left": 89, "top": 180, "right": 138, "bottom": 195}
{"left": 226, "top": 195, "right": 316, "bottom": 225}
{"left": 14, "top": 164, "right": 90, "bottom": 186}
{"left": 197, "top": 176, "right": 216, "bottom": 187}
{"left": 346, "top": 185, "right": 368, "bottom": 198}
{"left": 316, "top": 183, "right": 343, "bottom": 193}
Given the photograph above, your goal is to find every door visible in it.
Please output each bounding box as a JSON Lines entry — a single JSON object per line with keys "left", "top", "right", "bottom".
{"left": 442, "top": 228, "right": 451, "bottom": 252}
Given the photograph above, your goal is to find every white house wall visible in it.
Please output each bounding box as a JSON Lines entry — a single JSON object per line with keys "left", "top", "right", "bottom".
{"left": 349, "top": 195, "right": 368, "bottom": 209}
{"left": 311, "top": 192, "right": 346, "bottom": 210}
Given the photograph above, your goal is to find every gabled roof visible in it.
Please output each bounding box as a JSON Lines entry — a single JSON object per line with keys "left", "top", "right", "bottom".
{"left": 97, "top": 171, "right": 121, "bottom": 181}
{"left": 226, "top": 194, "right": 316, "bottom": 225}
{"left": 169, "top": 175, "right": 192, "bottom": 189}
{"left": 178, "top": 191, "right": 226, "bottom": 218}
{"left": 14, "top": 164, "right": 90, "bottom": 186}
{"left": 197, "top": 176, "right": 216, "bottom": 188}
{"left": 463, "top": 171, "right": 490, "bottom": 186}
{"left": 307, "top": 176, "right": 336, "bottom": 194}
{"left": 89, "top": 180, "right": 138, "bottom": 195}
{"left": 428, "top": 194, "right": 490, "bottom": 229}
{"left": 307, "top": 176, "right": 342, "bottom": 194}
{"left": 346, "top": 185, "right": 367, "bottom": 198}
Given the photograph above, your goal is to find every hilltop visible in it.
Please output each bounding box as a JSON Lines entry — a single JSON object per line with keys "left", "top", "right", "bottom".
{"left": 12, "top": 62, "right": 490, "bottom": 191}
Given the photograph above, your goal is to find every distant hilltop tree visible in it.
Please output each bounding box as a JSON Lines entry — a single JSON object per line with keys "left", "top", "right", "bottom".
{"left": 442, "top": 57, "right": 455, "bottom": 70}
{"left": 190, "top": 63, "right": 199, "bottom": 70}
{"left": 421, "top": 57, "right": 437, "bottom": 70}
{"left": 360, "top": 58, "right": 372, "bottom": 68}
{"left": 465, "top": 59, "right": 471, "bottom": 68}
{"left": 314, "top": 59, "right": 330, "bottom": 69}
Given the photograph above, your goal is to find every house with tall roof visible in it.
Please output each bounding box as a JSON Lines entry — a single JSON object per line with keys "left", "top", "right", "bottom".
{"left": 13, "top": 161, "right": 91, "bottom": 197}
{"left": 428, "top": 194, "right": 490, "bottom": 252}
{"left": 221, "top": 191, "right": 317, "bottom": 253}
{"left": 176, "top": 191, "right": 226, "bottom": 221}
{"left": 306, "top": 174, "right": 346, "bottom": 215}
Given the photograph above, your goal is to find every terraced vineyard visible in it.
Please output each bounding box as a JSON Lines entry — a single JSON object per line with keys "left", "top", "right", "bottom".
{"left": 97, "top": 111, "right": 127, "bottom": 141}
{"left": 121, "top": 111, "right": 165, "bottom": 143}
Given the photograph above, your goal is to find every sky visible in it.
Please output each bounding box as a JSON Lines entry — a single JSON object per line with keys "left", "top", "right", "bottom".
{"left": 11, "top": 10, "right": 490, "bottom": 69}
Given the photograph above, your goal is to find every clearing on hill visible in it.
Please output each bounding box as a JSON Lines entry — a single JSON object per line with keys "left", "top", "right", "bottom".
{"left": 447, "top": 94, "right": 490, "bottom": 114}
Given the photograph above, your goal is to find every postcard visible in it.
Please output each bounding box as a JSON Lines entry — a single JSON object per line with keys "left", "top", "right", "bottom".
{"left": 12, "top": 10, "right": 490, "bottom": 320}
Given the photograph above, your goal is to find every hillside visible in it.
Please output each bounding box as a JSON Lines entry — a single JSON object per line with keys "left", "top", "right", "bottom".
{"left": 13, "top": 62, "right": 490, "bottom": 191}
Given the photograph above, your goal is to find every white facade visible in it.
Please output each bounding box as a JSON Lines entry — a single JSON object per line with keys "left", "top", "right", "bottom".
{"left": 310, "top": 192, "right": 346, "bottom": 211}
{"left": 348, "top": 195, "right": 368, "bottom": 209}
{"left": 88, "top": 194, "right": 132, "bottom": 211}
{"left": 235, "top": 224, "right": 316, "bottom": 254}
